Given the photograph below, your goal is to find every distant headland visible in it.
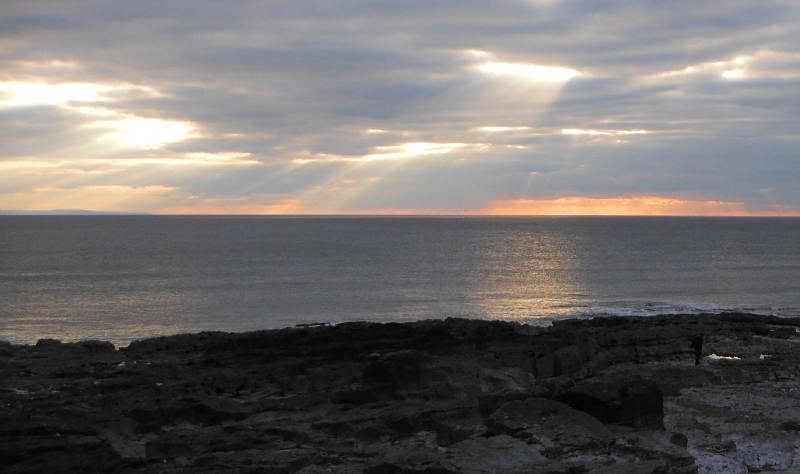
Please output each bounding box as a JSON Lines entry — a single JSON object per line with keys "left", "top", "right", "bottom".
{"left": 0, "top": 209, "right": 151, "bottom": 215}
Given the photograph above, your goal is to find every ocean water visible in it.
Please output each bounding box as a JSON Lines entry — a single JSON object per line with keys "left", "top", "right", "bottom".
{"left": 1, "top": 216, "right": 799, "bottom": 346}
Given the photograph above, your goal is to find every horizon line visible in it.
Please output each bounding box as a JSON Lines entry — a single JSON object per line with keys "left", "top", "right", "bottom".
{"left": 3, "top": 210, "right": 800, "bottom": 218}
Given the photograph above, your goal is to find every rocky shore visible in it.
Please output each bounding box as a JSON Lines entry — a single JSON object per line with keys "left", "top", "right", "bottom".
{"left": 2, "top": 313, "right": 800, "bottom": 474}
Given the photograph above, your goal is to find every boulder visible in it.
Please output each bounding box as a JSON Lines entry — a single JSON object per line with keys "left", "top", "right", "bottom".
{"left": 486, "top": 397, "right": 615, "bottom": 456}
{"left": 35, "top": 338, "right": 62, "bottom": 350}
{"left": 768, "top": 327, "right": 797, "bottom": 339}
{"left": 145, "top": 435, "right": 198, "bottom": 459}
{"left": 635, "top": 432, "right": 697, "bottom": 474}
{"left": 0, "top": 435, "right": 121, "bottom": 473}
{"left": 593, "top": 460, "right": 669, "bottom": 474}
{"left": 128, "top": 395, "right": 250, "bottom": 428}
{"left": 557, "top": 375, "right": 664, "bottom": 428}
{"left": 0, "top": 340, "right": 14, "bottom": 357}
{"left": 442, "top": 434, "right": 548, "bottom": 473}
{"left": 533, "top": 353, "right": 555, "bottom": 379}
{"left": 76, "top": 340, "right": 115, "bottom": 353}
{"left": 363, "top": 350, "right": 425, "bottom": 386}
{"left": 554, "top": 345, "right": 583, "bottom": 376}
{"left": 429, "top": 407, "right": 485, "bottom": 447}
{"left": 476, "top": 367, "right": 545, "bottom": 415}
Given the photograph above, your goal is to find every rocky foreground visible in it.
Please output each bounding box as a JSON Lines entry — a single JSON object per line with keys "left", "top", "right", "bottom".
{"left": 2, "top": 314, "right": 800, "bottom": 474}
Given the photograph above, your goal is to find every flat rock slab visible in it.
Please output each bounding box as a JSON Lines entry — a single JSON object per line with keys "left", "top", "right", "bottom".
{"left": 665, "top": 378, "right": 800, "bottom": 474}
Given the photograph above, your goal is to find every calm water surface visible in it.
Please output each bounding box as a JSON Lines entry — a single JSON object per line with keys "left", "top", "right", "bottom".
{"left": 2, "top": 216, "right": 799, "bottom": 346}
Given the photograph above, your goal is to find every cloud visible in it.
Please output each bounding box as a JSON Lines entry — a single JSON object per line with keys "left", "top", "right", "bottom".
{"left": 1, "top": 0, "right": 799, "bottom": 214}
{"left": 291, "top": 142, "right": 480, "bottom": 164}
{"left": 477, "top": 62, "right": 581, "bottom": 81}
{"left": 92, "top": 116, "right": 196, "bottom": 149}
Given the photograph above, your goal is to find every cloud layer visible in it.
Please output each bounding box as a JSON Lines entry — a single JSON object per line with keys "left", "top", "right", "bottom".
{"left": 2, "top": 0, "right": 799, "bottom": 214}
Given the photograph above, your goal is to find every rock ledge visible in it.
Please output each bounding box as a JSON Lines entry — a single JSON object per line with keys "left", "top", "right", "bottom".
{"left": 2, "top": 313, "right": 799, "bottom": 473}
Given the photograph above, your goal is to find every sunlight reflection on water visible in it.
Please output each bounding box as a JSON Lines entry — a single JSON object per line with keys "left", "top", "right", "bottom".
{"left": 475, "top": 227, "right": 586, "bottom": 322}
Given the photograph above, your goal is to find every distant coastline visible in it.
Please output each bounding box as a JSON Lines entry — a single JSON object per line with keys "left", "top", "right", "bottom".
{"left": 0, "top": 209, "right": 151, "bottom": 215}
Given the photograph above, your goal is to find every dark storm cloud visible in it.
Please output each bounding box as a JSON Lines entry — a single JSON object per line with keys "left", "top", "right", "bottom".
{"left": 0, "top": 14, "right": 77, "bottom": 33}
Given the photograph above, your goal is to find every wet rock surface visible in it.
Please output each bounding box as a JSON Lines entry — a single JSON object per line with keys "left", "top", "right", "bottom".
{"left": 1, "top": 313, "right": 799, "bottom": 473}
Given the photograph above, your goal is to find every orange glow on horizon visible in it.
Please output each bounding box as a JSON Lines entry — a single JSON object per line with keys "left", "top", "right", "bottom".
{"left": 146, "top": 196, "right": 800, "bottom": 216}
{"left": 150, "top": 196, "right": 800, "bottom": 216}
{"left": 477, "top": 196, "right": 800, "bottom": 216}
{"left": 28, "top": 194, "right": 774, "bottom": 216}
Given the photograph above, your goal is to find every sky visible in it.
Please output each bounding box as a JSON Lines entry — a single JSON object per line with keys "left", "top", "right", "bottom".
{"left": 1, "top": 0, "right": 799, "bottom": 215}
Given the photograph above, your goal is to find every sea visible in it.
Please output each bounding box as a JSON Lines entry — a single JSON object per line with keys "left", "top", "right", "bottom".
{"left": 2, "top": 216, "right": 799, "bottom": 347}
